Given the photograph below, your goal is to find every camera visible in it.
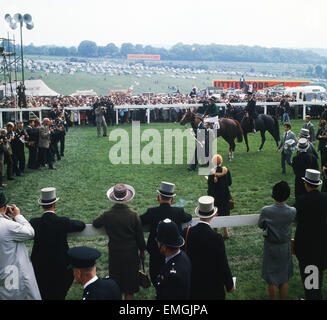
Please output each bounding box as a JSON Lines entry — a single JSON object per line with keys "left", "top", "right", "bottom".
{"left": 0, "top": 135, "right": 7, "bottom": 144}
{"left": 6, "top": 205, "right": 13, "bottom": 216}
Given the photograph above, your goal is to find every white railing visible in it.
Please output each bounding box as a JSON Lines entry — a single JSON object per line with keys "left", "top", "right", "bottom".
{"left": 67, "top": 214, "right": 260, "bottom": 238}
{"left": 0, "top": 101, "right": 325, "bottom": 127}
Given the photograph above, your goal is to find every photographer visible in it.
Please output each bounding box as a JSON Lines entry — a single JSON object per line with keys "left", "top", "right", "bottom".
{"left": 5, "top": 123, "right": 15, "bottom": 180}
{"left": 95, "top": 104, "right": 108, "bottom": 137}
{"left": 26, "top": 120, "right": 39, "bottom": 170}
{"left": 0, "top": 192, "right": 41, "bottom": 300}
{"left": 12, "top": 122, "right": 27, "bottom": 176}
{"left": 38, "top": 118, "right": 56, "bottom": 170}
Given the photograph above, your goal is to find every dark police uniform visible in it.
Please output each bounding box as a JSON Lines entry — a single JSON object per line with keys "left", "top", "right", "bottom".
{"left": 156, "top": 251, "right": 191, "bottom": 300}
{"left": 67, "top": 246, "right": 121, "bottom": 301}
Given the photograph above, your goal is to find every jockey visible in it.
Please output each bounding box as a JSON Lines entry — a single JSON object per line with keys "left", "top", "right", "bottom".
{"left": 204, "top": 97, "right": 220, "bottom": 118}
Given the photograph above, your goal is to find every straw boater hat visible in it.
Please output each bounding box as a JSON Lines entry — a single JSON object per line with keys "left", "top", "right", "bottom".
{"left": 157, "top": 182, "right": 176, "bottom": 198}
{"left": 302, "top": 169, "right": 322, "bottom": 186}
{"left": 297, "top": 138, "right": 310, "bottom": 153}
{"left": 195, "top": 196, "right": 218, "bottom": 219}
{"left": 300, "top": 128, "right": 310, "bottom": 139}
{"left": 107, "top": 184, "right": 135, "bottom": 204}
{"left": 38, "top": 188, "right": 60, "bottom": 206}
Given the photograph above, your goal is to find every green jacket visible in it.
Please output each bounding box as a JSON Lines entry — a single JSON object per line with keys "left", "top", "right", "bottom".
{"left": 204, "top": 103, "right": 219, "bottom": 117}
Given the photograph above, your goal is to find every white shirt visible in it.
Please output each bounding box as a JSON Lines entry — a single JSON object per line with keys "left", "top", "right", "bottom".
{"left": 83, "top": 276, "right": 98, "bottom": 289}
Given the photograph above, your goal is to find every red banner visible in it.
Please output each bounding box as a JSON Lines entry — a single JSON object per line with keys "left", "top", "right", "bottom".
{"left": 127, "top": 54, "right": 161, "bottom": 60}
{"left": 213, "top": 80, "right": 311, "bottom": 91}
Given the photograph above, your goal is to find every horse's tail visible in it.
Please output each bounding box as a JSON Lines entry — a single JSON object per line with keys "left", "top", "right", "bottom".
{"left": 272, "top": 116, "right": 280, "bottom": 142}
{"left": 233, "top": 120, "right": 243, "bottom": 143}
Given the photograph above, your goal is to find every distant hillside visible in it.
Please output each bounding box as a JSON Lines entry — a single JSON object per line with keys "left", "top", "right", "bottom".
{"left": 5, "top": 40, "right": 327, "bottom": 65}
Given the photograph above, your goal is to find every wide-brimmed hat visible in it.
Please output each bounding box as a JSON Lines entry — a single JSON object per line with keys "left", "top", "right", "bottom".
{"left": 155, "top": 219, "right": 185, "bottom": 248}
{"left": 157, "top": 182, "right": 176, "bottom": 198}
{"left": 300, "top": 128, "right": 310, "bottom": 138}
{"left": 107, "top": 184, "right": 135, "bottom": 204}
{"left": 0, "top": 192, "right": 9, "bottom": 208}
{"left": 297, "top": 138, "right": 310, "bottom": 153}
{"left": 195, "top": 196, "right": 218, "bottom": 219}
{"left": 38, "top": 188, "right": 60, "bottom": 206}
{"left": 302, "top": 169, "right": 322, "bottom": 186}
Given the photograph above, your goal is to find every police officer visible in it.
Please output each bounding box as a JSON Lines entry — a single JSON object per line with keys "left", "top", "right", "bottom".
{"left": 245, "top": 91, "right": 257, "bottom": 133}
{"left": 155, "top": 219, "right": 191, "bottom": 300}
{"left": 67, "top": 246, "right": 121, "bottom": 301}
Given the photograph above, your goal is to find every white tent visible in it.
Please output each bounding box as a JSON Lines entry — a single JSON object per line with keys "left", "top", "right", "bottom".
{"left": 0, "top": 79, "right": 60, "bottom": 97}
{"left": 71, "top": 89, "right": 97, "bottom": 96}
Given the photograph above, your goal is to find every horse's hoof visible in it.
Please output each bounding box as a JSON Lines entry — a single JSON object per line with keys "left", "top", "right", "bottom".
{"left": 257, "top": 149, "right": 262, "bottom": 153}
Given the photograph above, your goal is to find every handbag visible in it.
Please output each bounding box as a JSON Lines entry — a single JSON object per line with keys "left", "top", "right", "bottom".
{"left": 138, "top": 259, "right": 151, "bottom": 289}
{"left": 229, "top": 199, "right": 235, "bottom": 210}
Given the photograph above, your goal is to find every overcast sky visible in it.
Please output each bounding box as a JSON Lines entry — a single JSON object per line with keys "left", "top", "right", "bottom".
{"left": 1, "top": 0, "right": 327, "bottom": 49}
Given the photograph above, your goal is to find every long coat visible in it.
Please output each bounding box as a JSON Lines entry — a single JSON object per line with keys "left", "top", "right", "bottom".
{"left": 258, "top": 204, "right": 296, "bottom": 286}
{"left": 295, "top": 190, "right": 327, "bottom": 270}
{"left": 30, "top": 212, "right": 86, "bottom": 300}
{"left": 0, "top": 214, "right": 41, "bottom": 300}
{"left": 140, "top": 203, "right": 192, "bottom": 283}
{"left": 182, "top": 222, "right": 234, "bottom": 300}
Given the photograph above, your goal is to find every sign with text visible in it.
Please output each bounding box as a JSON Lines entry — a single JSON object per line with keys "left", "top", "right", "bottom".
{"left": 128, "top": 54, "right": 161, "bottom": 60}
{"left": 213, "top": 80, "right": 311, "bottom": 91}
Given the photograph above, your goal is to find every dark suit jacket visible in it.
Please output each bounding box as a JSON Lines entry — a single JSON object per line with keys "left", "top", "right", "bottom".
{"left": 30, "top": 212, "right": 86, "bottom": 299}
{"left": 140, "top": 203, "right": 192, "bottom": 254}
{"left": 207, "top": 166, "right": 232, "bottom": 204}
{"left": 83, "top": 278, "right": 121, "bottom": 300}
{"left": 295, "top": 190, "right": 327, "bottom": 269}
{"left": 156, "top": 251, "right": 191, "bottom": 300}
{"left": 182, "top": 223, "right": 234, "bottom": 300}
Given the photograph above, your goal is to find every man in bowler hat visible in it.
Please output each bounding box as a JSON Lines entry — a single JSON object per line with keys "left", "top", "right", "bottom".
{"left": 68, "top": 246, "right": 121, "bottom": 300}
{"left": 140, "top": 182, "right": 192, "bottom": 285}
{"left": 30, "top": 188, "right": 86, "bottom": 300}
{"left": 155, "top": 219, "right": 191, "bottom": 300}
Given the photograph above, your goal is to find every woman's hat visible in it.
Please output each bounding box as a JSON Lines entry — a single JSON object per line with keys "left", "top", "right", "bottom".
{"left": 107, "top": 184, "right": 135, "bottom": 204}
{"left": 195, "top": 196, "right": 218, "bottom": 219}
{"left": 155, "top": 219, "right": 185, "bottom": 248}
{"left": 0, "top": 192, "right": 9, "bottom": 208}
{"left": 38, "top": 187, "right": 60, "bottom": 206}
{"left": 157, "top": 182, "right": 176, "bottom": 198}
{"left": 302, "top": 169, "right": 322, "bottom": 186}
{"left": 297, "top": 138, "right": 310, "bottom": 153}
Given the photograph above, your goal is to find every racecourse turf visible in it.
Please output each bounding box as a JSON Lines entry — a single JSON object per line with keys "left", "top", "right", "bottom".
{"left": 8, "top": 119, "right": 326, "bottom": 300}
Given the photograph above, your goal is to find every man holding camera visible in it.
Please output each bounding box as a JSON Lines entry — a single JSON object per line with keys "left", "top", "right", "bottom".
{"left": 38, "top": 118, "right": 56, "bottom": 170}
{"left": 0, "top": 192, "right": 41, "bottom": 300}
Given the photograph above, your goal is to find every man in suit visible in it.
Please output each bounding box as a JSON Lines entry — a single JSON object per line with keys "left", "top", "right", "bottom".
{"left": 140, "top": 182, "right": 192, "bottom": 285}
{"left": 188, "top": 114, "right": 209, "bottom": 171}
{"left": 12, "top": 122, "right": 27, "bottom": 175}
{"left": 30, "top": 188, "right": 86, "bottom": 300}
{"left": 303, "top": 115, "right": 316, "bottom": 145}
{"left": 182, "top": 196, "right": 235, "bottom": 300}
{"left": 155, "top": 219, "right": 191, "bottom": 300}
{"left": 295, "top": 169, "right": 327, "bottom": 300}
{"left": 26, "top": 120, "right": 39, "bottom": 169}
{"left": 276, "top": 123, "right": 298, "bottom": 174}
{"left": 38, "top": 118, "right": 55, "bottom": 170}
{"left": 292, "top": 139, "right": 319, "bottom": 202}
{"left": 299, "top": 129, "right": 318, "bottom": 159}
{"left": 95, "top": 105, "right": 108, "bottom": 137}
{"left": 17, "top": 82, "right": 26, "bottom": 108}
{"left": 67, "top": 246, "right": 121, "bottom": 301}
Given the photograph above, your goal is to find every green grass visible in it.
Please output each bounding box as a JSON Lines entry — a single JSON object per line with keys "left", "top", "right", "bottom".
{"left": 7, "top": 119, "right": 326, "bottom": 300}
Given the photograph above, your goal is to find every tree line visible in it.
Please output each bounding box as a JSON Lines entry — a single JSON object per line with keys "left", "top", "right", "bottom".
{"left": 8, "top": 40, "right": 327, "bottom": 65}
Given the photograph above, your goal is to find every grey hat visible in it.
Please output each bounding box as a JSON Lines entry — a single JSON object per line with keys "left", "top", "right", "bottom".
{"left": 298, "top": 138, "right": 310, "bottom": 153}
{"left": 107, "top": 184, "right": 135, "bottom": 204}
{"left": 157, "top": 182, "right": 176, "bottom": 198}
{"left": 195, "top": 196, "right": 218, "bottom": 219}
{"left": 300, "top": 128, "right": 310, "bottom": 138}
{"left": 38, "top": 187, "right": 60, "bottom": 206}
{"left": 302, "top": 169, "right": 322, "bottom": 186}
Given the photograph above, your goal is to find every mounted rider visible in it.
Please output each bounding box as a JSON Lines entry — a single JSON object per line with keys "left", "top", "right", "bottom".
{"left": 245, "top": 91, "right": 257, "bottom": 133}
{"left": 204, "top": 97, "right": 221, "bottom": 130}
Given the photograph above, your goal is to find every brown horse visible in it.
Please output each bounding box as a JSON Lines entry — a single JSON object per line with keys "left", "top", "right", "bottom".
{"left": 180, "top": 110, "right": 243, "bottom": 161}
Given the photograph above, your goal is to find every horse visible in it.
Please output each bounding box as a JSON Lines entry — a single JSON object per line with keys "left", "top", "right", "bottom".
{"left": 180, "top": 110, "right": 243, "bottom": 161}
{"left": 227, "top": 104, "right": 280, "bottom": 152}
